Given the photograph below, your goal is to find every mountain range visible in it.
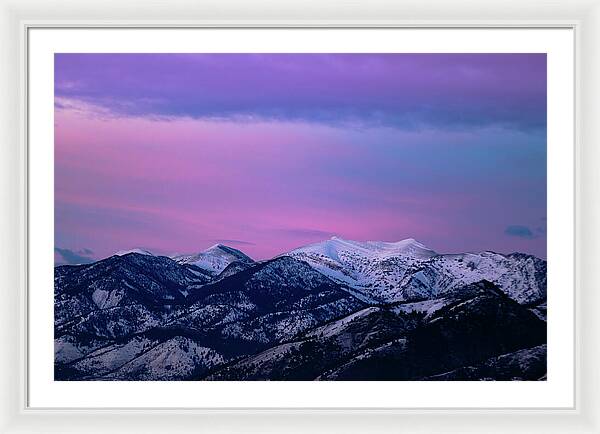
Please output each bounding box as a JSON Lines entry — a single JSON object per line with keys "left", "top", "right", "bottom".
{"left": 54, "top": 238, "right": 547, "bottom": 381}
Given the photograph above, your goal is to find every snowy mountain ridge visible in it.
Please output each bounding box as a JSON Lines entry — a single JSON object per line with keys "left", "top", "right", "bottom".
{"left": 285, "top": 237, "right": 546, "bottom": 305}
{"left": 54, "top": 237, "right": 547, "bottom": 381}
{"left": 289, "top": 236, "right": 437, "bottom": 260}
{"left": 111, "top": 244, "right": 255, "bottom": 276}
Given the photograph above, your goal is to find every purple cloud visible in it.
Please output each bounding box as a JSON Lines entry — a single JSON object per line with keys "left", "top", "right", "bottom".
{"left": 55, "top": 54, "right": 546, "bottom": 131}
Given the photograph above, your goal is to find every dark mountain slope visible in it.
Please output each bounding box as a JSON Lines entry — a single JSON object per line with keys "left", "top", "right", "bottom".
{"left": 423, "top": 344, "right": 547, "bottom": 381}
{"left": 55, "top": 254, "right": 364, "bottom": 380}
{"left": 207, "top": 281, "right": 546, "bottom": 381}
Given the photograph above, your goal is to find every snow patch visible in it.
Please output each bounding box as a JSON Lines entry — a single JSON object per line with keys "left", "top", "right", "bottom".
{"left": 114, "top": 248, "right": 154, "bottom": 256}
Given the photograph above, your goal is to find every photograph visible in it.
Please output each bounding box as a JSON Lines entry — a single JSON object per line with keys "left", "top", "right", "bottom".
{"left": 53, "top": 53, "right": 548, "bottom": 381}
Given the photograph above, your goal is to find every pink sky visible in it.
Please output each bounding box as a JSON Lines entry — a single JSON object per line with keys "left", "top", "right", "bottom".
{"left": 54, "top": 54, "right": 547, "bottom": 263}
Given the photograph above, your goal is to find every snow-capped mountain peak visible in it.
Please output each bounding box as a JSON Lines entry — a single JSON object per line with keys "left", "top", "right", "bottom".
{"left": 206, "top": 243, "right": 226, "bottom": 251}
{"left": 114, "top": 248, "right": 154, "bottom": 256}
{"left": 171, "top": 244, "right": 254, "bottom": 275}
{"left": 285, "top": 237, "right": 437, "bottom": 302}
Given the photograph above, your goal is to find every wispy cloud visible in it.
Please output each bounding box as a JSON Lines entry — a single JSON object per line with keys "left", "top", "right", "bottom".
{"left": 209, "top": 239, "right": 256, "bottom": 246}
{"left": 54, "top": 247, "right": 95, "bottom": 265}
{"left": 504, "top": 225, "right": 535, "bottom": 239}
{"left": 276, "top": 228, "right": 332, "bottom": 238}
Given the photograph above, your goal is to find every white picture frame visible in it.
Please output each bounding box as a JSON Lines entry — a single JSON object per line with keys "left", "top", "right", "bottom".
{"left": 1, "top": 0, "right": 598, "bottom": 432}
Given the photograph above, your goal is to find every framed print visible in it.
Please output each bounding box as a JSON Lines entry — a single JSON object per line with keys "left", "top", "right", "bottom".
{"left": 28, "top": 27, "right": 574, "bottom": 408}
{"left": 1, "top": 0, "right": 599, "bottom": 433}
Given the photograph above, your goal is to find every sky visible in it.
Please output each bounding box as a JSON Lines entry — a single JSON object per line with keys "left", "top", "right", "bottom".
{"left": 54, "top": 53, "right": 547, "bottom": 264}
